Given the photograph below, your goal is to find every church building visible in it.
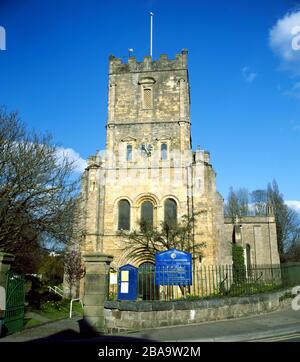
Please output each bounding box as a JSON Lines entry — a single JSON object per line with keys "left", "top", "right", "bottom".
{"left": 80, "top": 50, "right": 280, "bottom": 270}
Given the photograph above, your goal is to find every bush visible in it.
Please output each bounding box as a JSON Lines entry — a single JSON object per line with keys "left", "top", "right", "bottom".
{"left": 40, "top": 299, "right": 68, "bottom": 313}
{"left": 228, "top": 282, "right": 281, "bottom": 297}
{"left": 25, "top": 275, "right": 62, "bottom": 309}
{"left": 279, "top": 291, "right": 293, "bottom": 301}
{"left": 232, "top": 244, "right": 246, "bottom": 283}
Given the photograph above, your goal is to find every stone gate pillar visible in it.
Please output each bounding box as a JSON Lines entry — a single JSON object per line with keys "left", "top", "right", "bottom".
{"left": 82, "top": 252, "right": 113, "bottom": 333}
{"left": 0, "top": 252, "right": 15, "bottom": 337}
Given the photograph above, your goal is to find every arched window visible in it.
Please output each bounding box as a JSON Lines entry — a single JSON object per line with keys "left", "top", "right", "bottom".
{"left": 118, "top": 199, "right": 130, "bottom": 230}
{"left": 126, "top": 144, "right": 132, "bottom": 161}
{"left": 161, "top": 143, "right": 167, "bottom": 160}
{"left": 164, "top": 198, "right": 177, "bottom": 226}
{"left": 141, "top": 201, "right": 153, "bottom": 229}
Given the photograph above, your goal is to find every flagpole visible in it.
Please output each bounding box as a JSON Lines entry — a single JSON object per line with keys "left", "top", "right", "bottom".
{"left": 150, "top": 12, "right": 154, "bottom": 57}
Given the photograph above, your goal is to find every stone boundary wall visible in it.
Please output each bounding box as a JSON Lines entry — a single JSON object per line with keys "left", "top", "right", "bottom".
{"left": 104, "top": 289, "right": 292, "bottom": 334}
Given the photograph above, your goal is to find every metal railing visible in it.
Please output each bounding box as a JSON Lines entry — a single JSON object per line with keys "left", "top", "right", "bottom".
{"left": 48, "top": 285, "right": 64, "bottom": 297}
{"left": 108, "top": 263, "right": 300, "bottom": 301}
{"left": 69, "top": 298, "right": 83, "bottom": 318}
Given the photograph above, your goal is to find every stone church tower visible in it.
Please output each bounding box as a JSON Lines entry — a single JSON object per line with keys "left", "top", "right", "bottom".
{"left": 81, "top": 49, "right": 232, "bottom": 268}
{"left": 71, "top": 49, "right": 281, "bottom": 304}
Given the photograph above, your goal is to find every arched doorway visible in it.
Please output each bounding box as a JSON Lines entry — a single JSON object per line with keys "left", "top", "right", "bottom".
{"left": 138, "top": 262, "right": 159, "bottom": 300}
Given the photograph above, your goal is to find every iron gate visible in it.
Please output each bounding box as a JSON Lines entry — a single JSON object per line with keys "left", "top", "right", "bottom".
{"left": 3, "top": 270, "right": 25, "bottom": 335}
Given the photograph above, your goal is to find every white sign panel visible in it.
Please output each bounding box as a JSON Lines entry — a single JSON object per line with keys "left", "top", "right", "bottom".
{"left": 120, "top": 282, "right": 129, "bottom": 294}
{"left": 110, "top": 272, "right": 118, "bottom": 285}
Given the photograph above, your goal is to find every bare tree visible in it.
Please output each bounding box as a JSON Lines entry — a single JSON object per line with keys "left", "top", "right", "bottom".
{"left": 0, "top": 107, "right": 82, "bottom": 272}
{"left": 119, "top": 211, "right": 206, "bottom": 263}
{"left": 64, "top": 247, "right": 85, "bottom": 298}
{"left": 237, "top": 188, "right": 249, "bottom": 217}
{"left": 225, "top": 187, "right": 249, "bottom": 221}
{"left": 267, "top": 180, "right": 300, "bottom": 260}
{"left": 251, "top": 189, "right": 267, "bottom": 216}
{"left": 285, "top": 239, "right": 300, "bottom": 262}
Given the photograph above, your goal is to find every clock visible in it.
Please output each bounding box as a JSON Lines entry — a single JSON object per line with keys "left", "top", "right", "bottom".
{"left": 140, "top": 144, "right": 153, "bottom": 156}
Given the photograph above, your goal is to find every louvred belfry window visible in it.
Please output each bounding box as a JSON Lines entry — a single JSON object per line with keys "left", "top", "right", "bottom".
{"left": 143, "top": 88, "right": 152, "bottom": 109}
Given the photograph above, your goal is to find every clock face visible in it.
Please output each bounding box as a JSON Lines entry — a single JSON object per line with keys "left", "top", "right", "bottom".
{"left": 140, "top": 144, "right": 153, "bottom": 156}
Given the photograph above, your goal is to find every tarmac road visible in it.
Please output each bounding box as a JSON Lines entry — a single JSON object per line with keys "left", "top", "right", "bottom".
{"left": 123, "top": 307, "right": 300, "bottom": 342}
{"left": 0, "top": 306, "right": 299, "bottom": 343}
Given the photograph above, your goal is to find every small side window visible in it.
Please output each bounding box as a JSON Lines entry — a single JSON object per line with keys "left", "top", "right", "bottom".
{"left": 126, "top": 144, "right": 132, "bottom": 161}
{"left": 161, "top": 143, "right": 167, "bottom": 160}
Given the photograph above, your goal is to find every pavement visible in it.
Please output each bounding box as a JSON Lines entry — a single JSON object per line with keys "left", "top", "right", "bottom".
{"left": 124, "top": 307, "right": 300, "bottom": 342}
{"left": 0, "top": 306, "right": 299, "bottom": 342}
{"left": 25, "top": 311, "right": 50, "bottom": 323}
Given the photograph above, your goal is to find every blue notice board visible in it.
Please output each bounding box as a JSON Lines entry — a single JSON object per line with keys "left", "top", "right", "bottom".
{"left": 117, "top": 264, "right": 138, "bottom": 301}
{"left": 155, "top": 248, "right": 192, "bottom": 286}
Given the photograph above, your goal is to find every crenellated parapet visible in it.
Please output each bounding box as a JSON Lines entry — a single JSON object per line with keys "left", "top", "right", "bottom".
{"left": 86, "top": 151, "right": 103, "bottom": 170}
{"left": 109, "top": 49, "right": 188, "bottom": 74}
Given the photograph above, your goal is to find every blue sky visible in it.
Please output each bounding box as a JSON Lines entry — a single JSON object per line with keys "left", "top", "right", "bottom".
{"left": 0, "top": 0, "right": 299, "bottom": 211}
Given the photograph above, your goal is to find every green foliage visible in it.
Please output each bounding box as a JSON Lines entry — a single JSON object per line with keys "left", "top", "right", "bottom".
{"left": 25, "top": 275, "right": 61, "bottom": 309}
{"left": 174, "top": 283, "right": 282, "bottom": 301}
{"left": 232, "top": 244, "right": 245, "bottom": 268}
{"left": 40, "top": 299, "right": 83, "bottom": 319}
{"left": 40, "top": 299, "right": 68, "bottom": 313}
{"left": 38, "top": 253, "right": 64, "bottom": 286}
{"left": 232, "top": 244, "right": 246, "bottom": 282}
{"left": 279, "top": 291, "right": 293, "bottom": 301}
{"left": 23, "top": 318, "right": 42, "bottom": 328}
{"left": 227, "top": 282, "right": 281, "bottom": 297}
{"left": 225, "top": 180, "right": 300, "bottom": 262}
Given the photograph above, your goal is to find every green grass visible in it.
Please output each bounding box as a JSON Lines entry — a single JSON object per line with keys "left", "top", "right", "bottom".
{"left": 25, "top": 299, "right": 83, "bottom": 326}
{"left": 40, "top": 299, "right": 83, "bottom": 319}
{"left": 24, "top": 318, "right": 42, "bottom": 328}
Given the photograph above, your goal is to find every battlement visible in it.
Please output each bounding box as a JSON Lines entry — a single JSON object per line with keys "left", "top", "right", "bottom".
{"left": 109, "top": 49, "right": 188, "bottom": 74}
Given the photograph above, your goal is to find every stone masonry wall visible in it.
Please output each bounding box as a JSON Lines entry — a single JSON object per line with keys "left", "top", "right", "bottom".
{"left": 104, "top": 289, "right": 292, "bottom": 334}
{"left": 224, "top": 217, "right": 280, "bottom": 265}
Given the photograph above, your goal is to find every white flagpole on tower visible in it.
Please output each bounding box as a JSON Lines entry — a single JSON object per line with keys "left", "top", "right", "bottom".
{"left": 150, "top": 12, "right": 154, "bottom": 57}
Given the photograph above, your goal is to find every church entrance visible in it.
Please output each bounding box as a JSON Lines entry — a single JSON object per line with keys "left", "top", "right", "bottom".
{"left": 138, "top": 262, "right": 160, "bottom": 300}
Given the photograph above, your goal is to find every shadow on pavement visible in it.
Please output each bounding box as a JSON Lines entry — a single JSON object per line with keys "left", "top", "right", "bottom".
{"left": 25, "top": 318, "right": 156, "bottom": 343}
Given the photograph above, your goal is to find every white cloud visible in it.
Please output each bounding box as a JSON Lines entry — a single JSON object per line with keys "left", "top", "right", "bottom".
{"left": 269, "top": 10, "right": 300, "bottom": 75}
{"left": 285, "top": 200, "right": 300, "bottom": 213}
{"left": 242, "top": 66, "right": 257, "bottom": 83}
{"left": 56, "top": 147, "right": 86, "bottom": 173}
